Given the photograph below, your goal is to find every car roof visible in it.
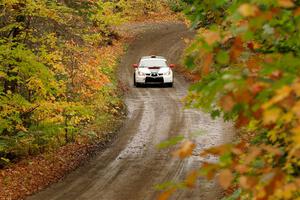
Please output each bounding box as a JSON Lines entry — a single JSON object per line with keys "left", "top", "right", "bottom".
{"left": 140, "top": 55, "right": 166, "bottom": 61}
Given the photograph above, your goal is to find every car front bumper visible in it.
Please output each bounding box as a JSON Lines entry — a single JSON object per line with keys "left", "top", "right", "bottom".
{"left": 136, "top": 74, "right": 173, "bottom": 84}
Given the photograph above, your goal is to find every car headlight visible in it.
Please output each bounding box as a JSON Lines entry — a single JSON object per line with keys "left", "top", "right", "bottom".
{"left": 164, "top": 70, "right": 171, "bottom": 76}
{"left": 138, "top": 71, "right": 146, "bottom": 76}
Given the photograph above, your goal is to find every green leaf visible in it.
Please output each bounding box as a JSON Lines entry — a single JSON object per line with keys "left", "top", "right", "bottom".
{"left": 157, "top": 135, "right": 185, "bottom": 149}
{"left": 216, "top": 50, "right": 229, "bottom": 65}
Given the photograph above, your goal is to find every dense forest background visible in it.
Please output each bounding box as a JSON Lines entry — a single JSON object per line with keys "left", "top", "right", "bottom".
{"left": 0, "top": 0, "right": 183, "bottom": 167}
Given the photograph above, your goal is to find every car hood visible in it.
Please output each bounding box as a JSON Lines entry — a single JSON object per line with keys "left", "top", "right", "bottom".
{"left": 138, "top": 67, "right": 170, "bottom": 73}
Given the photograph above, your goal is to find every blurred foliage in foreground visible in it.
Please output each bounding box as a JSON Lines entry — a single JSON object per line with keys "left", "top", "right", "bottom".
{"left": 0, "top": 0, "right": 175, "bottom": 167}
{"left": 160, "top": 0, "right": 300, "bottom": 199}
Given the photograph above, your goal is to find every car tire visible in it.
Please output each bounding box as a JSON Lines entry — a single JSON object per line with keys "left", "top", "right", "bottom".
{"left": 134, "top": 74, "right": 137, "bottom": 87}
{"left": 134, "top": 77, "right": 141, "bottom": 87}
{"left": 164, "top": 83, "right": 173, "bottom": 87}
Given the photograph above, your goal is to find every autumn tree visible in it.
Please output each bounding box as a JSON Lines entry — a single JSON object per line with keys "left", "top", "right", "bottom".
{"left": 161, "top": 0, "right": 300, "bottom": 199}
{"left": 0, "top": 0, "right": 169, "bottom": 167}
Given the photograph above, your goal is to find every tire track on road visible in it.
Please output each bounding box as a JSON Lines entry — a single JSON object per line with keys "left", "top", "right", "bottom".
{"left": 28, "top": 22, "right": 233, "bottom": 200}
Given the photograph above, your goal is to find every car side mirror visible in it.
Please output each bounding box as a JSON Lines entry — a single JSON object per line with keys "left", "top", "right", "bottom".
{"left": 169, "top": 64, "right": 175, "bottom": 68}
{"left": 132, "top": 64, "right": 138, "bottom": 68}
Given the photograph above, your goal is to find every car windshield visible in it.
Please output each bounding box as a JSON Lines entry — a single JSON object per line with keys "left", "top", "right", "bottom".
{"left": 139, "top": 59, "right": 167, "bottom": 68}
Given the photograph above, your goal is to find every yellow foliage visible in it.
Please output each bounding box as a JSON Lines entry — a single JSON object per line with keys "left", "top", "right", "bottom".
{"left": 238, "top": 4, "right": 259, "bottom": 17}
{"left": 263, "top": 108, "right": 282, "bottom": 125}
{"left": 262, "top": 86, "right": 292, "bottom": 109}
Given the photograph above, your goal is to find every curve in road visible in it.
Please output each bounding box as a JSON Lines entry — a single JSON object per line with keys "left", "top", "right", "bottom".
{"left": 29, "top": 22, "right": 233, "bottom": 200}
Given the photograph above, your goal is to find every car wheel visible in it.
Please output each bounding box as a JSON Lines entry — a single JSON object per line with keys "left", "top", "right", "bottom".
{"left": 134, "top": 74, "right": 137, "bottom": 87}
{"left": 167, "top": 82, "right": 173, "bottom": 87}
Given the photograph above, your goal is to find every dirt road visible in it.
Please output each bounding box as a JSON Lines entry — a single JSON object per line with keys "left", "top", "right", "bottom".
{"left": 28, "top": 23, "right": 233, "bottom": 200}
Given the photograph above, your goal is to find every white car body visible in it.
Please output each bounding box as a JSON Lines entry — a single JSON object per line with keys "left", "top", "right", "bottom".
{"left": 133, "top": 56, "right": 174, "bottom": 87}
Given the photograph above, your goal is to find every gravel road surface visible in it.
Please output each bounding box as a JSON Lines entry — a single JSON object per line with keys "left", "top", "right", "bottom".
{"left": 29, "top": 22, "right": 233, "bottom": 200}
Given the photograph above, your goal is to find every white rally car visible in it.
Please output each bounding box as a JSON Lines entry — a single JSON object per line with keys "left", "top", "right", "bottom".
{"left": 133, "top": 56, "right": 175, "bottom": 87}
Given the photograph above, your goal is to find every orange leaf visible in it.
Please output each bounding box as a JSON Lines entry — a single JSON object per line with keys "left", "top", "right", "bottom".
{"left": 231, "top": 147, "right": 244, "bottom": 155}
{"left": 219, "top": 94, "right": 235, "bottom": 112}
{"left": 185, "top": 170, "right": 198, "bottom": 188}
{"left": 238, "top": 4, "right": 259, "bottom": 17}
{"left": 218, "top": 169, "right": 233, "bottom": 189}
{"left": 250, "top": 83, "right": 265, "bottom": 95}
{"left": 261, "top": 145, "right": 282, "bottom": 156}
{"left": 234, "top": 89, "right": 253, "bottom": 104}
{"left": 244, "top": 147, "right": 262, "bottom": 164}
{"left": 239, "top": 176, "right": 257, "bottom": 189}
{"left": 246, "top": 56, "right": 261, "bottom": 72}
{"left": 201, "top": 29, "right": 221, "bottom": 45}
{"left": 230, "top": 37, "right": 244, "bottom": 62}
{"left": 279, "top": 95, "right": 295, "bottom": 110}
{"left": 278, "top": 0, "right": 295, "bottom": 8}
{"left": 173, "top": 141, "right": 196, "bottom": 159}
{"left": 201, "top": 144, "right": 231, "bottom": 157}
{"left": 235, "top": 164, "right": 249, "bottom": 174}
{"left": 294, "top": 7, "right": 300, "bottom": 16}
{"left": 202, "top": 53, "right": 213, "bottom": 75}
{"left": 157, "top": 189, "right": 175, "bottom": 200}
{"left": 235, "top": 113, "right": 249, "bottom": 128}
{"left": 291, "top": 125, "right": 300, "bottom": 135}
